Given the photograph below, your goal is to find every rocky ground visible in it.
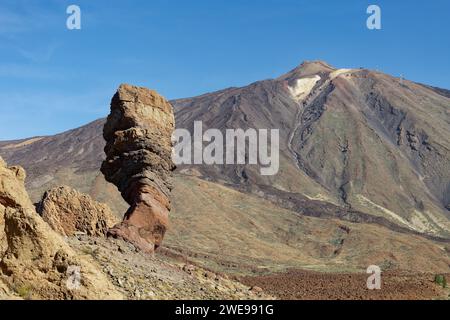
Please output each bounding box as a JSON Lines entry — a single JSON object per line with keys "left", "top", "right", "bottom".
{"left": 1, "top": 154, "right": 449, "bottom": 300}
{"left": 58, "top": 234, "right": 450, "bottom": 300}
{"left": 67, "top": 235, "right": 270, "bottom": 300}
{"left": 0, "top": 156, "right": 269, "bottom": 300}
{"left": 240, "top": 270, "right": 450, "bottom": 300}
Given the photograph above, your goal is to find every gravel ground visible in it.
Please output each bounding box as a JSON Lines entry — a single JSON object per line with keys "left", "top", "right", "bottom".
{"left": 240, "top": 270, "right": 450, "bottom": 300}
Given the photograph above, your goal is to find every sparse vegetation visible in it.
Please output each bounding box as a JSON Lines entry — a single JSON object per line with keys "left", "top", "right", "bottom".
{"left": 81, "top": 246, "right": 95, "bottom": 256}
{"left": 434, "top": 274, "right": 447, "bottom": 288}
{"left": 379, "top": 259, "right": 396, "bottom": 271}
{"left": 15, "top": 284, "right": 32, "bottom": 299}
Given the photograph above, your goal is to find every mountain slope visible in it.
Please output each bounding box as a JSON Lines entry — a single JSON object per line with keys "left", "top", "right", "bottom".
{"left": 166, "top": 175, "right": 450, "bottom": 274}
{"left": 173, "top": 61, "right": 450, "bottom": 236}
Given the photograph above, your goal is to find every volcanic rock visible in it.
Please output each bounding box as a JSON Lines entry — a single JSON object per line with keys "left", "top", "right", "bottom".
{"left": 101, "top": 84, "right": 175, "bottom": 253}
{"left": 37, "top": 186, "right": 118, "bottom": 237}
{"left": 0, "top": 157, "right": 122, "bottom": 299}
{"left": 0, "top": 157, "right": 32, "bottom": 258}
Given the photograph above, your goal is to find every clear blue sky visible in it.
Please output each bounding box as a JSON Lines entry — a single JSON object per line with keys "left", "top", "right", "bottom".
{"left": 0, "top": 0, "right": 449, "bottom": 140}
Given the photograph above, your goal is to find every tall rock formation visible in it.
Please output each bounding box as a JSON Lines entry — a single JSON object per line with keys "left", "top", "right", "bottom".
{"left": 101, "top": 84, "right": 176, "bottom": 253}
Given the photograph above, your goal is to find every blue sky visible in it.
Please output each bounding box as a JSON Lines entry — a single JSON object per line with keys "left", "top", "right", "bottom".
{"left": 0, "top": 0, "right": 449, "bottom": 140}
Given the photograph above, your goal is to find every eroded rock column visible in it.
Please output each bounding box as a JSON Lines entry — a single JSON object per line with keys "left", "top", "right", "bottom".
{"left": 101, "top": 84, "right": 175, "bottom": 253}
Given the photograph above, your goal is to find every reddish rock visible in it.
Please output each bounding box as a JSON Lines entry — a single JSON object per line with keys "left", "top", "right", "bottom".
{"left": 250, "top": 286, "right": 263, "bottom": 293}
{"left": 101, "top": 84, "right": 175, "bottom": 253}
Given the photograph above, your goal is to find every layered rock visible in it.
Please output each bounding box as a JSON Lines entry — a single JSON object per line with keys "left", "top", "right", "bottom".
{"left": 0, "top": 157, "right": 31, "bottom": 257}
{"left": 101, "top": 84, "right": 175, "bottom": 253}
{"left": 0, "top": 157, "right": 123, "bottom": 299}
{"left": 37, "top": 186, "right": 118, "bottom": 237}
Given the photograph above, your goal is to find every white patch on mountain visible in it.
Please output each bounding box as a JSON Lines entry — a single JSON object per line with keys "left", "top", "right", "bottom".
{"left": 288, "top": 75, "right": 321, "bottom": 102}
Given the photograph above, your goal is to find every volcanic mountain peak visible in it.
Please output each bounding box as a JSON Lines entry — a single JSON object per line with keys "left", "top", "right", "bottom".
{"left": 296, "top": 60, "right": 336, "bottom": 71}
{"left": 279, "top": 60, "right": 337, "bottom": 81}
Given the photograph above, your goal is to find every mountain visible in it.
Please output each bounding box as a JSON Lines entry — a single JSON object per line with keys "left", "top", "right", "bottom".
{"left": 1, "top": 61, "right": 450, "bottom": 275}
{"left": 173, "top": 61, "right": 450, "bottom": 237}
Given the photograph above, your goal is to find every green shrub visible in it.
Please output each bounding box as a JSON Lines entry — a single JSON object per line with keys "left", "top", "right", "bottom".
{"left": 15, "top": 285, "right": 32, "bottom": 299}
{"left": 434, "top": 274, "right": 447, "bottom": 288}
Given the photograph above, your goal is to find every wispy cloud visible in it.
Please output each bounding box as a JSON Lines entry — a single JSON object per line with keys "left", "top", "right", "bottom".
{"left": 16, "top": 42, "right": 60, "bottom": 63}
{"left": 0, "top": 1, "right": 62, "bottom": 62}
{"left": 0, "top": 63, "right": 62, "bottom": 79}
{"left": 0, "top": 3, "right": 55, "bottom": 36}
{"left": 0, "top": 8, "right": 29, "bottom": 34}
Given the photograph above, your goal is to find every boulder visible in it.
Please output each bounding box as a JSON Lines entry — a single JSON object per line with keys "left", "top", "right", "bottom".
{"left": 101, "top": 84, "right": 175, "bottom": 253}
{"left": 37, "top": 186, "right": 118, "bottom": 237}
